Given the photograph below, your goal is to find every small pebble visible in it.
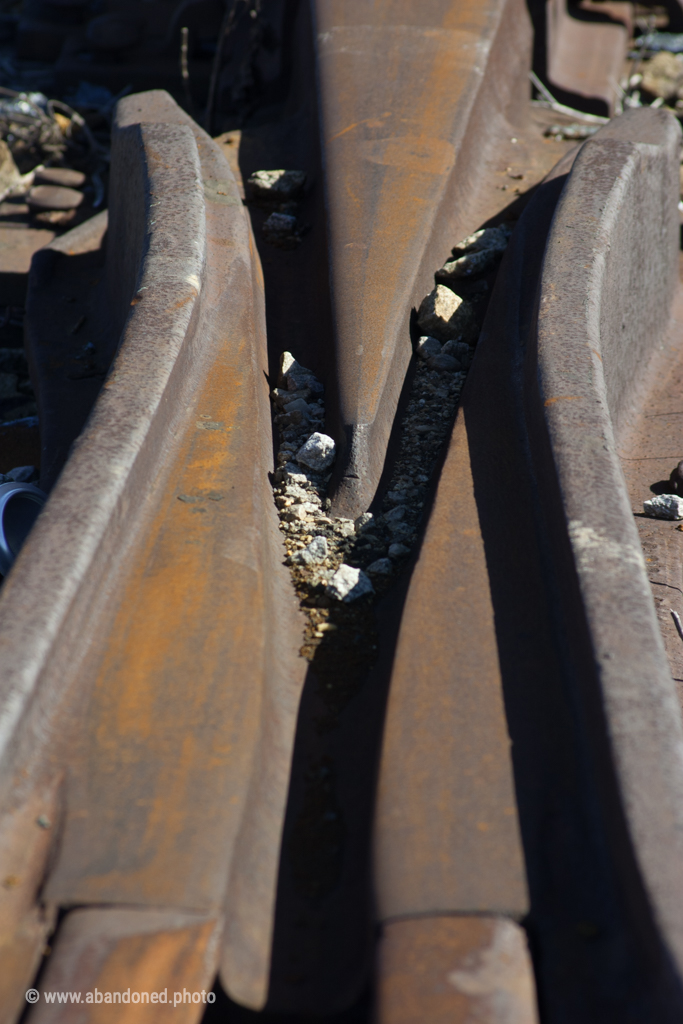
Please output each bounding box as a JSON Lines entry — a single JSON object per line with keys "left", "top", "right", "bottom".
{"left": 335, "top": 518, "right": 356, "bottom": 537}
{"left": 669, "top": 460, "right": 683, "bottom": 493}
{"left": 248, "top": 169, "right": 306, "bottom": 201}
{"left": 326, "top": 564, "right": 374, "bottom": 602}
{"left": 417, "top": 285, "right": 477, "bottom": 343}
{"left": 354, "top": 512, "right": 374, "bottom": 533}
{"left": 283, "top": 502, "right": 320, "bottom": 521}
{"left": 279, "top": 352, "right": 323, "bottom": 393}
{"left": 643, "top": 494, "right": 683, "bottom": 520}
{"left": 34, "top": 167, "right": 86, "bottom": 188}
{"left": 416, "top": 336, "right": 441, "bottom": 360}
{"left": 388, "top": 543, "right": 410, "bottom": 558}
{"left": 427, "top": 353, "right": 459, "bottom": 372}
{"left": 388, "top": 522, "right": 413, "bottom": 540}
{"left": 292, "top": 535, "right": 328, "bottom": 565}
{"left": 383, "top": 505, "right": 406, "bottom": 523}
{"left": 366, "top": 557, "right": 392, "bottom": 574}
{"left": 263, "top": 212, "right": 297, "bottom": 237}
{"left": 27, "top": 185, "right": 84, "bottom": 211}
{"left": 435, "top": 225, "right": 511, "bottom": 282}
{"left": 451, "top": 225, "right": 511, "bottom": 257}
{"left": 296, "top": 432, "right": 336, "bottom": 471}
{"left": 442, "top": 339, "right": 471, "bottom": 364}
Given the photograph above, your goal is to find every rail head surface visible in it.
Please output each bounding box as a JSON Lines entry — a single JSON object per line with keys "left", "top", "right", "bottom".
{"left": 0, "top": 90, "right": 305, "bottom": 1020}
{"left": 315, "top": 0, "right": 532, "bottom": 516}
{"left": 535, "top": 108, "right": 683, "bottom": 982}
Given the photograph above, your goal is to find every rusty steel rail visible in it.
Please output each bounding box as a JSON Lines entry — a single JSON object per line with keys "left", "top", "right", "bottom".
{"left": 373, "top": 105, "right": 683, "bottom": 1023}
{"left": 1, "top": 3, "right": 683, "bottom": 1024}
{"left": 0, "top": 91, "right": 305, "bottom": 1019}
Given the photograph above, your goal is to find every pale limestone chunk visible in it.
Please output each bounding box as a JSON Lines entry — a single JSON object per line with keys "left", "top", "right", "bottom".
{"left": 643, "top": 494, "right": 683, "bottom": 519}
{"left": 326, "top": 564, "right": 374, "bottom": 602}
{"left": 296, "top": 432, "right": 336, "bottom": 471}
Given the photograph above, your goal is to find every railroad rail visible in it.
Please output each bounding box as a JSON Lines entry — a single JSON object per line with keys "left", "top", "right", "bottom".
{"left": 0, "top": 2, "right": 682, "bottom": 1023}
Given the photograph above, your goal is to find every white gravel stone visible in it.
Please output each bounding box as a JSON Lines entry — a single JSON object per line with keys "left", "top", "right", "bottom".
{"left": 335, "top": 518, "right": 356, "bottom": 537}
{"left": 354, "top": 512, "right": 374, "bottom": 534}
{"left": 296, "top": 432, "right": 336, "bottom": 471}
{"left": 292, "top": 535, "right": 329, "bottom": 565}
{"left": 284, "top": 484, "right": 320, "bottom": 505}
{"left": 417, "top": 285, "right": 477, "bottom": 343}
{"left": 280, "top": 483, "right": 308, "bottom": 502}
{"left": 278, "top": 463, "right": 311, "bottom": 485}
{"left": 248, "top": 169, "right": 306, "bottom": 200}
{"left": 278, "top": 352, "right": 324, "bottom": 395}
{"left": 437, "top": 249, "right": 496, "bottom": 280}
{"left": 283, "top": 502, "right": 320, "bottom": 521}
{"left": 416, "top": 336, "right": 441, "bottom": 360}
{"left": 366, "top": 557, "right": 393, "bottom": 574}
{"left": 643, "top": 494, "right": 683, "bottom": 519}
{"left": 452, "top": 224, "right": 511, "bottom": 257}
{"left": 326, "top": 564, "right": 374, "bottom": 602}
{"left": 435, "top": 226, "right": 511, "bottom": 282}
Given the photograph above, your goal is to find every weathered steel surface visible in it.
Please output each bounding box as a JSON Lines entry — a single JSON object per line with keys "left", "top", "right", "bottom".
{"left": 376, "top": 916, "right": 538, "bottom": 1024}
{"left": 28, "top": 909, "right": 220, "bottom": 1024}
{"left": 546, "top": 0, "right": 629, "bottom": 114}
{"left": 373, "top": 391, "right": 528, "bottom": 920}
{"left": 315, "top": 0, "right": 532, "bottom": 517}
{"left": 403, "top": 107, "right": 683, "bottom": 1020}
{"left": 0, "top": 91, "right": 304, "bottom": 1020}
{"left": 535, "top": 108, "right": 683, "bottom": 999}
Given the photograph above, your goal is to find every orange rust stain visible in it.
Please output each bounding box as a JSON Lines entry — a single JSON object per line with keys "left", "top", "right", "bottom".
{"left": 77, "top": 318, "right": 270, "bottom": 904}
{"left": 88, "top": 920, "right": 218, "bottom": 1022}
{"left": 167, "top": 291, "right": 197, "bottom": 312}
{"left": 324, "top": 11, "right": 494, "bottom": 423}
{"left": 544, "top": 395, "right": 581, "bottom": 406}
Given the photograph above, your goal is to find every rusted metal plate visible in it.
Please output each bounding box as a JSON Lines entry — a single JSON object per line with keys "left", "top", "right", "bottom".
{"left": 375, "top": 916, "right": 538, "bottom": 1024}
{"left": 0, "top": 90, "right": 304, "bottom": 1020}
{"left": 314, "top": 0, "right": 533, "bottom": 517}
